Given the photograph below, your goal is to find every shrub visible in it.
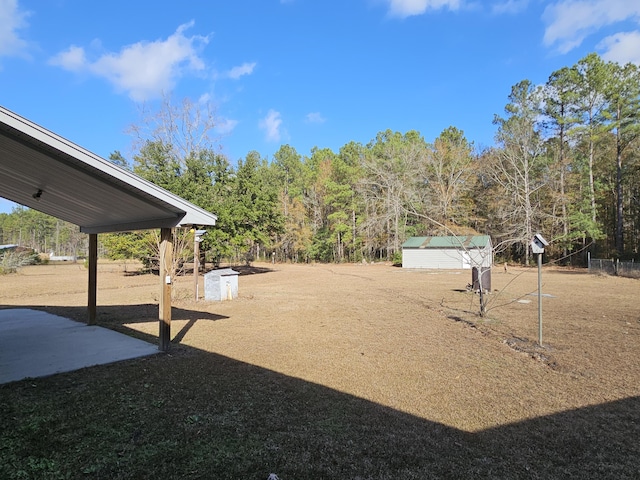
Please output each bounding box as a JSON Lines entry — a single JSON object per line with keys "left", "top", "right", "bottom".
{"left": 0, "top": 248, "right": 39, "bottom": 274}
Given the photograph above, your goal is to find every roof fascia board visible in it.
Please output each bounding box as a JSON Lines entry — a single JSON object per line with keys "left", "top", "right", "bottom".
{"left": 81, "top": 209, "right": 219, "bottom": 234}
{"left": 80, "top": 215, "right": 186, "bottom": 234}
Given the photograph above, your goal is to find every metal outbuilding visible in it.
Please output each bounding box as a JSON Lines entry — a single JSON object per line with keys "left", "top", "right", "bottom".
{"left": 0, "top": 105, "right": 218, "bottom": 351}
{"left": 402, "top": 235, "right": 493, "bottom": 269}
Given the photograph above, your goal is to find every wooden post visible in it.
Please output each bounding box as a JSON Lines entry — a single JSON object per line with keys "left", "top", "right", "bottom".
{"left": 193, "top": 232, "right": 200, "bottom": 301}
{"left": 159, "top": 228, "right": 173, "bottom": 352}
{"left": 87, "top": 233, "right": 98, "bottom": 325}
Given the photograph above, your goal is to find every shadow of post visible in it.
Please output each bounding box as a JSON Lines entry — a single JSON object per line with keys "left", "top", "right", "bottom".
{"left": 0, "top": 304, "right": 229, "bottom": 346}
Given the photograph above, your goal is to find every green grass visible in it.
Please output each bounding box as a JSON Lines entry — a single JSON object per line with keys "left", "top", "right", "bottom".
{"left": 1, "top": 345, "right": 639, "bottom": 479}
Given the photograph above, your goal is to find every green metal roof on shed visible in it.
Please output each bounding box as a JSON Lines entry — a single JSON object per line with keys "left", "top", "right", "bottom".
{"left": 402, "top": 235, "right": 491, "bottom": 249}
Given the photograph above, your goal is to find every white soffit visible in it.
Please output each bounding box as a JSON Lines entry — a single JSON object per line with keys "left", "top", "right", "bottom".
{"left": 0, "top": 106, "right": 216, "bottom": 233}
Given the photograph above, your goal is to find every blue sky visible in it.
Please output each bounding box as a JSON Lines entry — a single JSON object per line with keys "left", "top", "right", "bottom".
{"left": 2, "top": 0, "right": 640, "bottom": 214}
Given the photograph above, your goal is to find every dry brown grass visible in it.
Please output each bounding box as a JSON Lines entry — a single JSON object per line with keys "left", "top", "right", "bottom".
{"left": 1, "top": 261, "right": 639, "bottom": 478}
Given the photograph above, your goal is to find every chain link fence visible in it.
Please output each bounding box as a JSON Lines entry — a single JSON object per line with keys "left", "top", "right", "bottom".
{"left": 588, "top": 257, "right": 640, "bottom": 279}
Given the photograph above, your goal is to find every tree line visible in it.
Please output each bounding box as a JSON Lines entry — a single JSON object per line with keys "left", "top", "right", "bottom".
{"left": 1, "top": 53, "right": 639, "bottom": 266}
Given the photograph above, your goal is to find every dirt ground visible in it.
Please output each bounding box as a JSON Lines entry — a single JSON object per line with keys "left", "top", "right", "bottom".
{"left": 1, "top": 260, "right": 639, "bottom": 433}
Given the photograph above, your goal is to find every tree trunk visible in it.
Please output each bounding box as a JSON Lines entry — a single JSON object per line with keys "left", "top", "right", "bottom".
{"left": 616, "top": 122, "right": 624, "bottom": 256}
{"left": 559, "top": 120, "right": 568, "bottom": 260}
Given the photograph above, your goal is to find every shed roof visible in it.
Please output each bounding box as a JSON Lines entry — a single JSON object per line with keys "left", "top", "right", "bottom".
{"left": 0, "top": 106, "right": 217, "bottom": 233}
{"left": 402, "top": 235, "right": 491, "bottom": 249}
{"left": 206, "top": 268, "right": 239, "bottom": 277}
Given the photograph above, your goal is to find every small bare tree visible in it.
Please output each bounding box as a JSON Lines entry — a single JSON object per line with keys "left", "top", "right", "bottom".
{"left": 146, "top": 228, "right": 193, "bottom": 281}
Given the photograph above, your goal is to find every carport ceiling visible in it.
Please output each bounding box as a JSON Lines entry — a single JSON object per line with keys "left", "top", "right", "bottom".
{"left": 0, "top": 106, "right": 217, "bottom": 233}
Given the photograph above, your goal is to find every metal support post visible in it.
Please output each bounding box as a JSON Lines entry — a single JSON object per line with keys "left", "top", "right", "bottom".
{"left": 538, "top": 252, "right": 543, "bottom": 347}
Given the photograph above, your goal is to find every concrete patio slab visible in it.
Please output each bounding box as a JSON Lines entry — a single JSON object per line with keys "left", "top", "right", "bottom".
{"left": 0, "top": 308, "right": 158, "bottom": 384}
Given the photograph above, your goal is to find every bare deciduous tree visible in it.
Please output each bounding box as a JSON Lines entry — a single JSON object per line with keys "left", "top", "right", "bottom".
{"left": 490, "top": 80, "right": 548, "bottom": 264}
{"left": 421, "top": 127, "right": 477, "bottom": 230}
{"left": 359, "top": 130, "right": 428, "bottom": 259}
{"left": 128, "top": 94, "right": 222, "bottom": 166}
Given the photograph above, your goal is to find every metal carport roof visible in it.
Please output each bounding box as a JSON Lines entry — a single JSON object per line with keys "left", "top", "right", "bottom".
{"left": 0, "top": 105, "right": 217, "bottom": 233}
{"left": 0, "top": 105, "right": 218, "bottom": 352}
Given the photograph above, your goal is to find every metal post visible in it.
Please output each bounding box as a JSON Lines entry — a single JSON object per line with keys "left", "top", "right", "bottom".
{"left": 538, "top": 252, "right": 543, "bottom": 346}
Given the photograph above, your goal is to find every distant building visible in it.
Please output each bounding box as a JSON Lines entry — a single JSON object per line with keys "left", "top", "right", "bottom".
{"left": 401, "top": 235, "right": 493, "bottom": 269}
{"left": 49, "top": 251, "right": 76, "bottom": 262}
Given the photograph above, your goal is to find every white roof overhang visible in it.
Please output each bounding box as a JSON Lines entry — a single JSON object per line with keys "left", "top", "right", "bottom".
{"left": 0, "top": 106, "right": 217, "bottom": 234}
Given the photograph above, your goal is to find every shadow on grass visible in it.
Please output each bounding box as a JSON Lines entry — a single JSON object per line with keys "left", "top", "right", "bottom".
{"left": 0, "top": 323, "right": 638, "bottom": 478}
{"left": 0, "top": 304, "right": 228, "bottom": 346}
{"left": 219, "top": 264, "right": 276, "bottom": 276}
{"left": 1, "top": 304, "right": 638, "bottom": 478}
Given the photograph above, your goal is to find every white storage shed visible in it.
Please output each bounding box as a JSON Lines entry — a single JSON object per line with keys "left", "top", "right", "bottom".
{"left": 204, "top": 268, "right": 239, "bottom": 301}
{"left": 402, "top": 235, "right": 493, "bottom": 269}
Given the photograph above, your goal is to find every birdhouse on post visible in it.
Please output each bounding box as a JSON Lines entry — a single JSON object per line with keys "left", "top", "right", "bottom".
{"left": 531, "top": 233, "right": 549, "bottom": 347}
{"left": 531, "top": 233, "right": 548, "bottom": 255}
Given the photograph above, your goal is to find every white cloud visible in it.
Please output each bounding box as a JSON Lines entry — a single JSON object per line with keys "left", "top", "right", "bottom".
{"left": 597, "top": 31, "right": 640, "bottom": 65}
{"left": 215, "top": 117, "right": 238, "bottom": 135}
{"left": 492, "top": 0, "right": 528, "bottom": 15}
{"left": 543, "top": 0, "right": 640, "bottom": 54}
{"left": 226, "top": 62, "right": 256, "bottom": 79}
{"left": 259, "top": 109, "right": 282, "bottom": 142}
{"left": 387, "top": 0, "right": 461, "bottom": 18}
{"left": 49, "top": 22, "right": 209, "bottom": 101}
{"left": 305, "top": 112, "right": 326, "bottom": 124}
{"left": 48, "top": 45, "right": 86, "bottom": 72}
{"left": 0, "top": 0, "right": 29, "bottom": 58}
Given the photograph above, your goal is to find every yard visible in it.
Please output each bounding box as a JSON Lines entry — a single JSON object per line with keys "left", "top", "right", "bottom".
{"left": 1, "top": 261, "right": 639, "bottom": 479}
